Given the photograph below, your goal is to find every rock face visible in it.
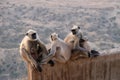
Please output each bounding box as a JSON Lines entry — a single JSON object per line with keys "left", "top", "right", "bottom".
{"left": 28, "top": 48, "right": 120, "bottom": 80}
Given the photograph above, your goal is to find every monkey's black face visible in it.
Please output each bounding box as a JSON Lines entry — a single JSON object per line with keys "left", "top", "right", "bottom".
{"left": 71, "top": 29, "right": 77, "bottom": 35}
{"left": 31, "top": 33, "right": 37, "bottom": 39}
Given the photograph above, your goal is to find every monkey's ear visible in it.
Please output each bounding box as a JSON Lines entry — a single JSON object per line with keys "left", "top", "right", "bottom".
{"left": 51, "top": 35, "right": 53, "bottom": 41}
{"left": 26, "top": 33, "right": 28, "bottom": 35}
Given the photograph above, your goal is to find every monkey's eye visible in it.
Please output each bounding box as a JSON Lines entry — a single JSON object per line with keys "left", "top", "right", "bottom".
{"left": 32, "top": 33, "right": 36, "bottom": 35}
{"left": 71, "top": 29, "right": 75, "bottom": 32}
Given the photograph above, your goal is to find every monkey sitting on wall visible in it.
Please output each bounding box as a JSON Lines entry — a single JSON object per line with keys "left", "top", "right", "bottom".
{"left": 41, "top": 33, "right": 71, "bottom": 63}
{"left": 64, "top": 25, "right": 89, "bottom": 58}
{"left": 20, "top": 29, "right": 54, "bottom": 72}
{"left": 64, "top": 25, "right": 99, "bottom": 59}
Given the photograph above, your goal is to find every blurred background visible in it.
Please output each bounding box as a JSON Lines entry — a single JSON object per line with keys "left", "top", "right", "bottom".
{"left": 0, "top": 0, "right": 120, "bottom": 80}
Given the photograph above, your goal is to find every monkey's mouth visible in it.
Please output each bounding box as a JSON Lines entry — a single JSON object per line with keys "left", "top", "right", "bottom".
{"left": 72, "top": 31, "right": 76, "bottom": 35}
{"left": 32, "top": 37, "right": 36, "bottom": 39}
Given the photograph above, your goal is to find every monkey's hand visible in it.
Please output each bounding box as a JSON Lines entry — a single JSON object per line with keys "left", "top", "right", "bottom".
{"left": 40, "top": 51, "right": 55, "bottom": 64}
{"left": 31, "top": 62, "right": 42, "bottom": 72}
{"left": 36, "top": 64, "right": 42, "bottom": 72}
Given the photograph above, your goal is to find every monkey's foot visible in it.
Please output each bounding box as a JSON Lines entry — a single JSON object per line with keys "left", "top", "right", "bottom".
{"left": 48, "top": 60, "right": 54, "bottom": 67}
{"left": 90, "top": 50, "right": 100, "bottom": 57}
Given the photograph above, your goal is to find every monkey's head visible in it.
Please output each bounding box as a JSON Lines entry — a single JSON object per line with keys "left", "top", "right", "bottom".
{"left": 26, "top": 29, "right": 37, "bottom": 41}
{"left": 71, "top": 25, "right": 80, "bottom": 35}
{"left": 50, "top": 33, "right": 59, "bottom": 41}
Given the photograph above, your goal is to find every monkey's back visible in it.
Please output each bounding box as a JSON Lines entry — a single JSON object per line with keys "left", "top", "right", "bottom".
{"left": 57, "top": 39, "right": 71, "bottom": 61}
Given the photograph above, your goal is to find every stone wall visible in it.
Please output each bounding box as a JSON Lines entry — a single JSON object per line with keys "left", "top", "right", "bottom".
{"left": 40, "top": 49, "right": 120, "bottom": 80}
{"left": 28, "top": 48, "right": 120, "bottom": 80}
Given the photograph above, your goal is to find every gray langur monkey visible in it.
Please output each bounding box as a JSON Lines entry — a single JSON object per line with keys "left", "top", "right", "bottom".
{"left": 64, "top": 25, "right": 99, "bottom": 58}
{"left": 64, "top": 25, "right": 90, "bottom": 57}
{"left": 41, "top": 33, "right": 71, "bottom": 63}
{"left": 19, "top": 29, "right": 54, "bottom": 72}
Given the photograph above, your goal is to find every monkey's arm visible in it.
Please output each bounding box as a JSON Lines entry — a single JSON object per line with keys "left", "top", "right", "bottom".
{"left": 64, "top": 35, "right": 71, "bottom": 42}
{"left": 20, "top": 48, "right": 38, "bottom": 68}
{"left": 74, "top": 38, "right": 88, "bottom": 52}
{"left": 37, "top": 40, "right": 48, "bottom": 55}
{"left": 83, "top": 41, "right": 91, "bottom": 52}
{"left": 78, "top": 46, "right": 88, "bottom": 52}
{"left": 40, "top": 45, "right": 56, "bottom": 64}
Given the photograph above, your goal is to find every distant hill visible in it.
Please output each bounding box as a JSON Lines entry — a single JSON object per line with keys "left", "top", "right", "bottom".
{"left": 0, "top": 0, "right": 120, "bottom": 80}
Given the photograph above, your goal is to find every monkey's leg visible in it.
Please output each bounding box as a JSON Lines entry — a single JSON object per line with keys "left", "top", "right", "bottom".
{"left": 71, "top": 49, "right": 88, "bottom": 60}
{"left": 22, "top": 48, "right": 39, "bottom": 70}
{"left": 40, "top": 49, "right": 56, "bottom": 64}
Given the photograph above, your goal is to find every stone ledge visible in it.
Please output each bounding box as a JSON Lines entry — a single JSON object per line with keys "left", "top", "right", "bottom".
{"left": 28, "top": 48, "right": 120, "bottom": 80}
